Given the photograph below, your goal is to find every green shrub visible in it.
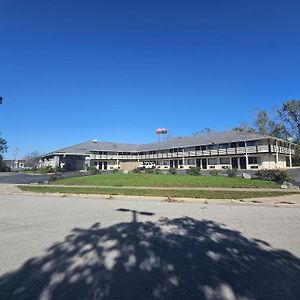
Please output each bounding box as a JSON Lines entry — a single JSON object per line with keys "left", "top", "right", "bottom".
{"left": 112, "top": 169, "right": 119, "bottom": 173}
{"left": 89, "top": 166, "right": 99, "bottom": 175}
{"left": 37, "top": 166, "right": 54, "bottom": 174}
{"left": 168, "top": 167, "right": 177, "bottom": 175}
{"left": 226, "top": 168, "right": 238, "bottom": 178}
{"left": 132, "top": 168, "right": 141, "bottom": 173}
{"left": 48, "top": 172, "right": 62, "bottom": 182}
{"left": 53, "top": 166, "right": 61, "bottom": 173}
{"left": 186, "top": 166, "right": 201, "bottom": 176}
{"left": 153, "top": 168, "right": 161, "bottom": 174}
{"left": 74, "top": 171, "right": 83, "bottom": 177}
{"left": 255, "top": 169, "right": 292, "bottom": 183}
{"left": 209, "top": 169, "right": 219, "bottom": 176}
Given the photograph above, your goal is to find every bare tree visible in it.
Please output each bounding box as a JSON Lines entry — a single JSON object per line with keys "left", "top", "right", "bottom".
{"left": 23, "top": 151, "right": 43, "bottom": 169}
{"left": 232, "top": 121, "right": 256, "bottom": 133}
{"left": 193, "top": 128, "right": 215, "bottom": 136}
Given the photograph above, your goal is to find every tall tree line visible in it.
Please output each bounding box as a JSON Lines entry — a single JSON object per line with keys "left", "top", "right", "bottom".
{"left": 255, "top": 100, "right": 300, "bottom": 165}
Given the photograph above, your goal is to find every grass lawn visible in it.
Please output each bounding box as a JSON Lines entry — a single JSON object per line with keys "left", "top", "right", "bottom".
{"left": 18, "top": 185, "right": 295, "bottom": 199}
{"left": 52, "top": 173, "right": 279, "bottom": 189}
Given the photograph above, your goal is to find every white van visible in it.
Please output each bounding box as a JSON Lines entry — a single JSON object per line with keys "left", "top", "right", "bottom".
{"left": 139, "top": 162, "right": 156, "bottom": 169}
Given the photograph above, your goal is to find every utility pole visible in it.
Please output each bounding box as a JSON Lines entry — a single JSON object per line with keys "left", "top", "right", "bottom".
{"left": 14, "top": 148, "right": 19, "bottom": 169}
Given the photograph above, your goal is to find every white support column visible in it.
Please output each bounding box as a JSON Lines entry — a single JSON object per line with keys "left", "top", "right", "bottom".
{"left": 289, "top": 144, "right": 292, "bottom": 167}
{"left": 116, "top": 152, "right": 119, "bottom": 169}
{"left": 245, "top": 141, "right": 249, "bottom": 170}
{"left": 275, "top": 140, "right": 279, "bottom": 168}
{"left": 182, "top": 148, "right": 185, "bottom": 168}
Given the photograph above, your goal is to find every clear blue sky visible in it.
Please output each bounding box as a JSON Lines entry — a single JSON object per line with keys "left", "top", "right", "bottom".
{"left": 1, "top": 0, "right": 300, "bottom": 159}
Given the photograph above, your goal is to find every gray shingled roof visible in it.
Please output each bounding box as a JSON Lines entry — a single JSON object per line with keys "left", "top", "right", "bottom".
{"left": 45, "top": 131, "right": 275, "bottom": 156}
{"left": 138, "top": 131, "right": 272, "bottom": 151}
{"left": 51, "top": 141, "right": 140, "bottom": 154}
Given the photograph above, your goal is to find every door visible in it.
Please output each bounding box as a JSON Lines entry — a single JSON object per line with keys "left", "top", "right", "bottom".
{"left": 231, "top": 157, "right": 238, "bottom": 169}
{"left": 170, "top": 160, "right": 174, "bottom": 168}
{"left": 174, "top": 160, "right": 179, "bottom": 168}
{"left": 240, "top": 157, "right": 246, "bottom": 169}
{"left": 202, "top": 159, "right": 207, "bottom": 169}
{"left": 196, "top": 159, "right": 201, "bottom": 168}
{"left": 103, "top": 161, "right": 108, "bottom": 170}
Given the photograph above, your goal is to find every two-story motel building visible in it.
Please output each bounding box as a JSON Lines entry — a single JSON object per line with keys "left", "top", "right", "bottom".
{"left": 41, "top": 131, "right": 295, "bottom": 171}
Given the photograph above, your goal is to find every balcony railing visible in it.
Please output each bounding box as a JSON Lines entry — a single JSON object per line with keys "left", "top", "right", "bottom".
{"left": 88, "top": 145, "right": 294, "bottom": 161}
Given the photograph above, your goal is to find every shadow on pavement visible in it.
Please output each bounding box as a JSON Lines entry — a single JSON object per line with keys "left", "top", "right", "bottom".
{"left": 0, "top": 211, "right": 299, "bottom": 300}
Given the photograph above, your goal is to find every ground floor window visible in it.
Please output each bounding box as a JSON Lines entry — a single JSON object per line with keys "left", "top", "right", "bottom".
{"left": 208, "top": 158, "right": 218, "bottom": 165}
{"left": 187, "top": 159, "right": 195, "bottom": 165}
{"left": 220, "top": 157, "right": 230, "bottom": 164}
{"left": 248, "top": 157, "right": 260, "bottom": 164}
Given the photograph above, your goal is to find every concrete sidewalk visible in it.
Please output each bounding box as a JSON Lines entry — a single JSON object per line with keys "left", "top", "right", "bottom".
{"left": 15, "top": 183, "right": 300, "bottom": 192}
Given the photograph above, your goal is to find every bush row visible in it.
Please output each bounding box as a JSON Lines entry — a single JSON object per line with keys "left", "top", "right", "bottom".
{"left": 255, "top": 169, "right": 292, "bottom": 183}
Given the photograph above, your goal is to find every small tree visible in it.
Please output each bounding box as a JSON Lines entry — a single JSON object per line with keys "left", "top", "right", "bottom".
{"left": 0, "top": 134, "right": 8, "bottom": 171}
{"left": 23, "top": 151, "right": 42, "bottom": 169}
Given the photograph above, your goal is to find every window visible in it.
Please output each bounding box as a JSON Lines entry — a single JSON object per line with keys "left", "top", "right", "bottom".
{"left": 207, "top": 144, "right": 215, "bottom": 150}
{"left": 248, "top": 157, "right": 260, "bottom": 164}
{"left": 247, "top": 140, "right": 257, "bottom": 146}
{"left": 208, "top": 158, "right": 218, "bottom": 165}
{"left": 201, "top": 145, "right": 207, "bottom": 150}
{"left": 187, "top": 159, "right": 195, "bottom": 165}
{"left": 230, "top": 142, "right": 237, "bottom": 148}
{"left": 238, "top": 141, "right": 245, "bottom": 147}
{"left": 219, "top": 143, "right": 228, "bottom": 149}
{"left": 196, "top": 146, "right": 201, "bottom": 151}
{"left": 220, "top": 158, "right": 230, "bottom": 164}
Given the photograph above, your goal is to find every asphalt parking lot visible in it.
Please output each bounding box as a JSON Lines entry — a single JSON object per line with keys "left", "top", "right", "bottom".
{"left": 0, "top": 172, "right": 49, "bottom": 184}
{"left": 0, "top": 171, "right": 89, "bottom": 184}
{"left": 0, "top": 193, "right": 299, "bottom": 300}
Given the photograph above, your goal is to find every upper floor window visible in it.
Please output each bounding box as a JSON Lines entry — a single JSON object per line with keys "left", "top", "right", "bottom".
{"left": 219, "top": 143, "right": 228, "bottom": 149}
{"left": 246, "top": 140, "right": 257, "bottom": 147}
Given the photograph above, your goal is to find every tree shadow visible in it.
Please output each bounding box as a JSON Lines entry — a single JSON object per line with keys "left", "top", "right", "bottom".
{"left": 0, "top": 210, "right": 300, "bottom": 300}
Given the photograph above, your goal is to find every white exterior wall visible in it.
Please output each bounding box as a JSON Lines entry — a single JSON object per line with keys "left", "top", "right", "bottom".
{"left": 40, "top": 156, "right": 60, "bottom": 168}
{"left": 61, "top": 153, "right": 290, "bottom": 171}
{"left": 260, "top": 154, "right": 286, "bottom": 169}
